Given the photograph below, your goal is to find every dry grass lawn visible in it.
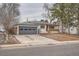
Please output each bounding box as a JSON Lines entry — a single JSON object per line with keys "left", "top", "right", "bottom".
{"left": 40, "top": 32, "right": 79, "bottom": 41}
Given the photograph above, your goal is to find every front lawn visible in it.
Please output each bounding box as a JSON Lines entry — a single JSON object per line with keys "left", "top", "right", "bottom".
{"left": 40, "top": 32, "right": 79, "bottom": 41}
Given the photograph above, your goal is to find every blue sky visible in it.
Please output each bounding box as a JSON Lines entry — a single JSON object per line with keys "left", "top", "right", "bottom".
{"left": 19, "top": 3, "right": 44, "bottom": 22}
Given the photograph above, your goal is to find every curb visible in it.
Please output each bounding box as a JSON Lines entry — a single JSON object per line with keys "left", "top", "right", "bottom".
{"left": 1, "top": 40, "right": 79, "bottom": 49}
{"left": 0, "top": 44, "right": 55, "bottom": 49}
{"left": 0, "top": 44, "right": 26, "bottom": 48}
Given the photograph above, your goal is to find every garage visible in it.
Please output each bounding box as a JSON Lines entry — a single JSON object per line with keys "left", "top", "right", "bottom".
{"left": 19, "top": 26, "right": 38, "bottom": 34}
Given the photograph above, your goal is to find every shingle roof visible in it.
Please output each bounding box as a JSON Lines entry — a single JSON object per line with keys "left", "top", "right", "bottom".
{"left": 16, "top": 21, "right": 47, "bottom": 25}
{"left": 15, "top": 21, "right": 58, "bottom": 26}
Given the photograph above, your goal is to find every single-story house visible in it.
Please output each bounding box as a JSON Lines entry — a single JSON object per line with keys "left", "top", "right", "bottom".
{"left": 13, "top": 21, "right": 47, "bottom": 35}
{"left": 0, "top": 21, "right": 59, "bottom": 35}
{"left": 13, "top": 21, "right": 58, "bottom": 35}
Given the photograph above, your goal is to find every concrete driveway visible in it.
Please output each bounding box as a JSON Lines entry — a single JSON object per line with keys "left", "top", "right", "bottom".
{"left": 14, "top": 35, "right": 60, "bottom": 46}
{"left": 14, "top": 35, "right": 79, "bottom": 47}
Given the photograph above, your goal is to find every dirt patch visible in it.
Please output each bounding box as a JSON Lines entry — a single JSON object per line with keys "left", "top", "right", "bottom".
{"left": 0, "top": 35, "right": 20, "bottom": 45}
{"left": 40, "top": 33, "right": 79, "bottom": 41}
{"left": 7, "top": 35, "right": 21, "bottom": 44}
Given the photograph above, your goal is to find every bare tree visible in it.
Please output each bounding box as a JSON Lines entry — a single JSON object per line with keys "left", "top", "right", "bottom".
{"left": 0, "top": 3, "right": 20, "bottom": 41}
{"left": 43, "top": 3, "right": 52, "bottom": 23}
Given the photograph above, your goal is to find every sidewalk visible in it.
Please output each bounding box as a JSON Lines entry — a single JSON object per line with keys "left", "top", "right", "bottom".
{"left": 0, "top": 35, "right": 79, "bottom": 49}
{"left": 1, "top": 40, "right": 79, "bottom": 49}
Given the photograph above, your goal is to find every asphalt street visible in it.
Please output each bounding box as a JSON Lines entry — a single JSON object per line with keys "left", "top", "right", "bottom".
{"left": 0, "top": 43, "right": 79, "bottom": 56}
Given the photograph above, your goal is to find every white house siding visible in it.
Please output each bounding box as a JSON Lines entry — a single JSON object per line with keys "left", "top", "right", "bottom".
{"left": 17, "top": 25, "right": 19, "bottom": 35}
{"left": 0, "top": 25, "right": 5, "bottom": 44}
{"left": 0, "top": 25, "right": 5, "bottom": 32}
{"left": 59, "top": 25, "right": 78, "bottom": 34}
{"left": 0, "top": 33, "right": 5, "bottom": 44}
{"left": 59, "top": 21, "right": 64, "bottom": 33}
{"left": 37, "top": 25, "right": 40, "bottom": 34}
{"left": 59, "top": 25, "right": 65, "bottom": 33}
{"left": 65, "top": 27, "right": 77, "bottom": 34}
{"left": 40, "top": 25, "right": 47, "bottom": 33}
{"left": 70, "top": 27, "right": 77, "bottom": 34}
{"left": 58, "top": 20, "right": 78, "bottom": 34}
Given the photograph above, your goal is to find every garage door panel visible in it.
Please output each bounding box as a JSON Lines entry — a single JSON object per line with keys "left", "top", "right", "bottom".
{"left": 19, "top": 26, "right": 37, "bottom": 34}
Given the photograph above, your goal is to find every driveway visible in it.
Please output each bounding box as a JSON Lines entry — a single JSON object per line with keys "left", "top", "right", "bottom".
{"left": 14, "top": 35, "right": 60, "bottom": 46}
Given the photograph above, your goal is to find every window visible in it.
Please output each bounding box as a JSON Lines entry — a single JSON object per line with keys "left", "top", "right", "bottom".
{"left": 24, "top": 29, "right": 27, "bottom": 30}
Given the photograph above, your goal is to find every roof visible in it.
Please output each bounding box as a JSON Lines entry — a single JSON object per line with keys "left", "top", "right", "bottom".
{"left": 15, "top": 21, "right": 47, "bottom": 25}
{"left": 14, "top": 21, "right": 58, "bottom": 27}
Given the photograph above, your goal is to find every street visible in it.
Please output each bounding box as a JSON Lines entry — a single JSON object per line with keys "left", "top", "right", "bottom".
{"left": 0, "top": 43, "right": 79, "bottom": 56}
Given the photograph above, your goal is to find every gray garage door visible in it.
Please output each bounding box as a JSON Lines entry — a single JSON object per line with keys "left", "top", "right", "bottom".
{"left": 19, "top": 26, "right": 38, "bottom": 34}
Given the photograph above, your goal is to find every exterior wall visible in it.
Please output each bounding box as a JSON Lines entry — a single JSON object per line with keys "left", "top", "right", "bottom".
{"left": 54, "top": 26, "right": 59, "bottom": 30}
{"left": 59, "top": 21, "right": 65, "bottom": 33}
{"left": 58, "top": 20, "right": 78, "bottom": 34}
{"left": 17, "top": 25, "right": 19, "bottom": 35}
{"left": 0, "top": 25, "right": 5, "bottom": 32}
{"left": 65, "top": 27, "right": 77, "bottom": 34}
{"left": 0, "top": 32, "right": 5, "bottom": 44}
{"left": 40, "top": 25, "right": 47, "bottom": 33}
{"left": 37, "top": 25, "right": 40, "bottom": 34}
{"left": 59, "top": 24, "right": 78, "bottom": 34}
{"left": 70, "top": 27, "right": 77, "bottom": 34}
